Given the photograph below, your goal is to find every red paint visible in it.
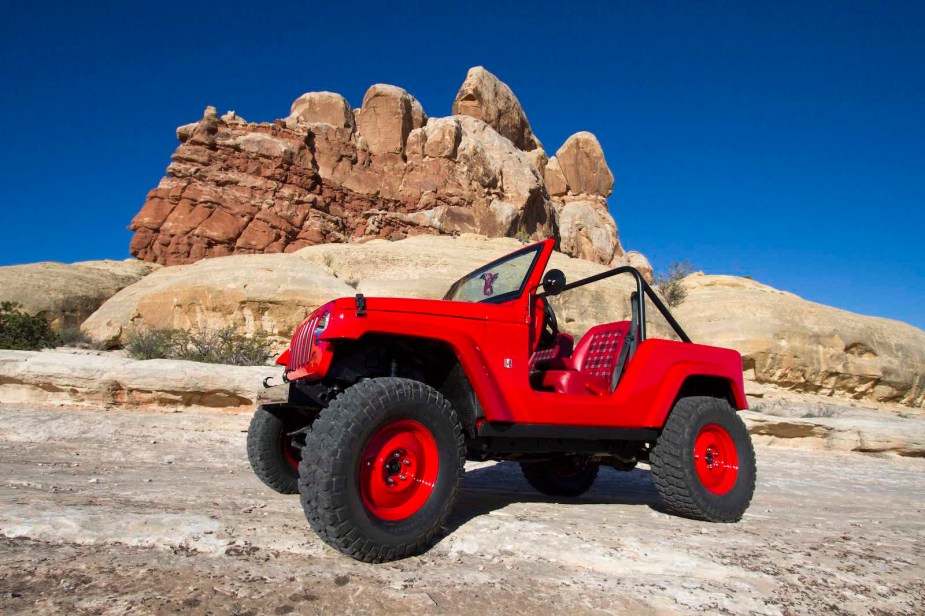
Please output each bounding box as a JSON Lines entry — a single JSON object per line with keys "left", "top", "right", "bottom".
{"left": 693, "top": 423, "right": 740, "bottom": 494}
{"left": 358, "top": 420, "right": 439, "bottom": 521}
{"left": 279, "top": 239, "right": 748, "bottom": 431}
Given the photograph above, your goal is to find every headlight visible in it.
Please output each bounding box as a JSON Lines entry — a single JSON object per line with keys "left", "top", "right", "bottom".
{"left": 315, "top": 311, "right": 330, "bottom": 338}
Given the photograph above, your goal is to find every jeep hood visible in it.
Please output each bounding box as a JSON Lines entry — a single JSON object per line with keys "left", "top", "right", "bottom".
{"left": 329, "top": 296, "right": 520, "bottom": 322}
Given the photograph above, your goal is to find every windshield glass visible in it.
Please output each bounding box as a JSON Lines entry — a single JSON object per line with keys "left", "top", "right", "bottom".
{"left": 443, "top": 244, "right": 542, "bottom": 303}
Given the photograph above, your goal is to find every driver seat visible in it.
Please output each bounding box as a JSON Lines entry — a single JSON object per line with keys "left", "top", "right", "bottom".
{"left": 540, "top": 321, "right": 632, "bottom": 395}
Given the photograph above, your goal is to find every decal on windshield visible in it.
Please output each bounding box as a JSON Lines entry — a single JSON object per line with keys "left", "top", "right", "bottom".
{"left": 479, "top": 272, "right": 499, "bottom": 296}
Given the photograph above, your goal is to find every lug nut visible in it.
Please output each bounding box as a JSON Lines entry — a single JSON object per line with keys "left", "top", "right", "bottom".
{"left": 402, "top": 459, "right": 411, "bottom": 466}
{"left": 399, "top": 474, "right": 407, "bottom": 481}
{"left": 386, "top": 477, "right": 395, "bottom": 486}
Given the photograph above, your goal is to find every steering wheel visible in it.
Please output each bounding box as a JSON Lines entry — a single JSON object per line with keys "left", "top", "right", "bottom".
{"left": 540, "top": 298, "right": 560, "bottom": 346}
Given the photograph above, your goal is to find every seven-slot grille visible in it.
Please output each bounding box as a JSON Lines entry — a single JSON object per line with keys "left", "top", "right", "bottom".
{"left": 288, "top": 314, "right": 321, "bottom": 372}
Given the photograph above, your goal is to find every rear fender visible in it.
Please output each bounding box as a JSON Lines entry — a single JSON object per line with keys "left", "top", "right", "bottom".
{"left": 642, "top": 365, "right": 747, "bottom": 427}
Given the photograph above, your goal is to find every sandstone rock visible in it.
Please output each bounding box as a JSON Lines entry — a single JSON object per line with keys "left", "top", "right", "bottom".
{"left": 131, "top": 99, "right": 559, "bottom": 265}
{"left": 288, "top": 91, "right": 354, "bottom": 128}
{"left": 555, "top": 198, "right": 624, "bottom": 266}
{"left": 81, "top": 253, "right": 354, "bottom": 347}
{"left": 526, "top": 147, "right": 548, "bottom": 174}
{"left": 544, "top": 156, "right": 568, "bottom": 196}
{"left": 422, "top": 117, "right": 461, "bottom": 159}
{"left": 354, "top": 84, "right": 420, "bottom": 155}
{"left": 0, "top": 349, "right": 275, "bottom": 412}
{"left": 674, "top": 274, "right": 925, "bottom": 407}
{"left": 129, "top": 69, "right": 624, "bottom": 268}
{"left": 555, "top": 132, "right": 614, "bottom": 197}
{"left": 742, "top": 405, "right": 925, "bottom": 457}
{"left": 452, "top": 66, "right": 541, "bottom": 152}
{"left": 0, "top": 260, "right": 161, "bottom": 329}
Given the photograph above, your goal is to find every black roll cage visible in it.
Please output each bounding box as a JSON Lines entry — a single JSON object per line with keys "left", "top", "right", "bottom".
{"left": 536, "top": 266, "right": 692, "bottom": 344}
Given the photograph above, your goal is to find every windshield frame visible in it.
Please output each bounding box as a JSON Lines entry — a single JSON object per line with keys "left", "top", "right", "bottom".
{"left": 443, "top": 242, "right": 545, "bottom": 304}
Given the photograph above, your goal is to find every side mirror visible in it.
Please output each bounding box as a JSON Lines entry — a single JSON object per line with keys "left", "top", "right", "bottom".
{"left": 542, "top": 269, "right": 566, "bottom": 296}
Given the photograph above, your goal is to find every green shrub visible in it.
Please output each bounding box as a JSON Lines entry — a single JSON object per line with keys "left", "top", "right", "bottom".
{"left": 124, "top": 327, "right": 178, "bottom": 360}
{"left": 655, "top": 261, "right": 695, "bottom": 307}
{"left": 124, "top": 326, "right": 272, "bottom": 366}
{"left": 171, "top": 327, "right": 273, "bottom": 366}
{"left": 0, "top": 302, "right": 59, "bottom": 350}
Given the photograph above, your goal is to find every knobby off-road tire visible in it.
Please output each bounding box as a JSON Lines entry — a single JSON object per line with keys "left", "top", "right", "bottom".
{"left": 299, "top": 377, "right": 465, "bottom": 563}
{"left": 520, "top": 456, "right": 600, "bottom": 497}
{"left": 246, "top": 406, "right": 302, "bottom": 494}
{"left": 650, "top": 396, "right": 756, "bottom": 522}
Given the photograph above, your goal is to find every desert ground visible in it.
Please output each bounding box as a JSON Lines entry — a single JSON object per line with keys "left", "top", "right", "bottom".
{"left": 0, "top": 404, "right": 923, "bottom": 615}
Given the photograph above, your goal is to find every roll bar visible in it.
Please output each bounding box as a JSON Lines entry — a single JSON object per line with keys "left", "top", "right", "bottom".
{"left": 537, "top": 266, "right": 692, "bottom": 344}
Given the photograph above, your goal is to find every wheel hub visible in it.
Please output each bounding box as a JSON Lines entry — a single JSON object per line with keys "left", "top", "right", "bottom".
{"left": 358, "top": 420, "right": 439, "bottom": 521}
{"left": 693, "top": 424, "right": 739, "bottom": 495}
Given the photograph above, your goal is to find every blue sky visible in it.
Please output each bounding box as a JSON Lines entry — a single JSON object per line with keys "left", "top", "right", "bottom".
{"left": 1, "top": 1, "right": 922, "bottom": 328}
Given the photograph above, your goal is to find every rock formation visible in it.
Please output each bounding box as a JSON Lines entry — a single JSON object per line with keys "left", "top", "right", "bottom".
{"left": 0, "top": 260, "right": 160, "bottom": 329}
{"left": 545, "top": 132, "right": 627, "bottom": 268}
{"left": 82, "top": 253, "right": 355, "bottom": 347}
{"left": 675, "top": 273, "right": 925, "bottom": 408}
{"left": 128, "top": 67, "right": 627, "bottom": 269}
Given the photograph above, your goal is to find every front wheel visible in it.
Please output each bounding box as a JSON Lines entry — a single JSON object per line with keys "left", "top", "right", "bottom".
{"left": 299, "top": 378, "right": 465, "bottom": 563}
{"left": 649, "top": 396, "right": 756, "bottom": 522}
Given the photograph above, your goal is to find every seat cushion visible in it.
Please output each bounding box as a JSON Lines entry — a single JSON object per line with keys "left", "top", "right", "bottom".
{"left": 541, "top": 370, "right": 609, "bottom": 395}
{"left": 529, "top": 332, "right": 575, "bottom": 372}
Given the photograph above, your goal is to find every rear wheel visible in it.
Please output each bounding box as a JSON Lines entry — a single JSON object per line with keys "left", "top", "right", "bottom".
{"left": 650, "top": 396, "right": 756, "bottom": 522}
{"left": 246, "top": 406, "right": 302, "bottom": 494}
{"left": 299, "top": 378, "right": 465, "bottom": 563}
{"left": 520, "top": 455, "right": 599, "bottom": 497}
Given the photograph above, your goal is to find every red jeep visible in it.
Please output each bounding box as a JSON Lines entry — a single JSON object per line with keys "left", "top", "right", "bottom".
{"left": 247, "top": 239, "right": 756, "bottom": 562}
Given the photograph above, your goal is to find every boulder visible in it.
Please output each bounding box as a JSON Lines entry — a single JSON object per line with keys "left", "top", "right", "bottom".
{"left": 674, "top": 274, "right": 925, "bottom": 407}
{"left": 554, "top": 199, "right": 624, "bottom": 266}
{"left": 81, "top": 253, "right": 354, "bottom": 347}
{"left": 544, "top": 156, "right": 568, "bottom": 196}
{"left": 354, "top": 84, "right": 423, "bottom": 155}
{"left": 0, "top": 260, "right": 160, "bottom": 329}
{"left": 288, "top": 91, "right": 354, "bottom": 128}
{"left": 555, "top": 132, "right": 614, "bottom": 197}
{"left": 452, "top": 66, "right": 541, "bottom": 153}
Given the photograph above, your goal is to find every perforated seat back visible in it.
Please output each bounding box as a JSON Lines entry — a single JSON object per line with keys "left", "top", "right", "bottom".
{"left": 570, "top": 321, "right": 631, "bottom": 388}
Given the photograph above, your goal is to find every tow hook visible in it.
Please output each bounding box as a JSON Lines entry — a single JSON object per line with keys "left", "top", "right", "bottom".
{"left": 262, "top": 376, "right": 275, "bottom": 389}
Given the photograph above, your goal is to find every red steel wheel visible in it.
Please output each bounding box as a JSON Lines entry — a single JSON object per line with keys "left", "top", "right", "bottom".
{"left": 693, "top": 423, "right": 740, "bottom": 495}
{"left": 358, "top": 419, "right": 439, "bottom": 521}
{"left": 281, "top": 432, "right": 301, "bottom": 470}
